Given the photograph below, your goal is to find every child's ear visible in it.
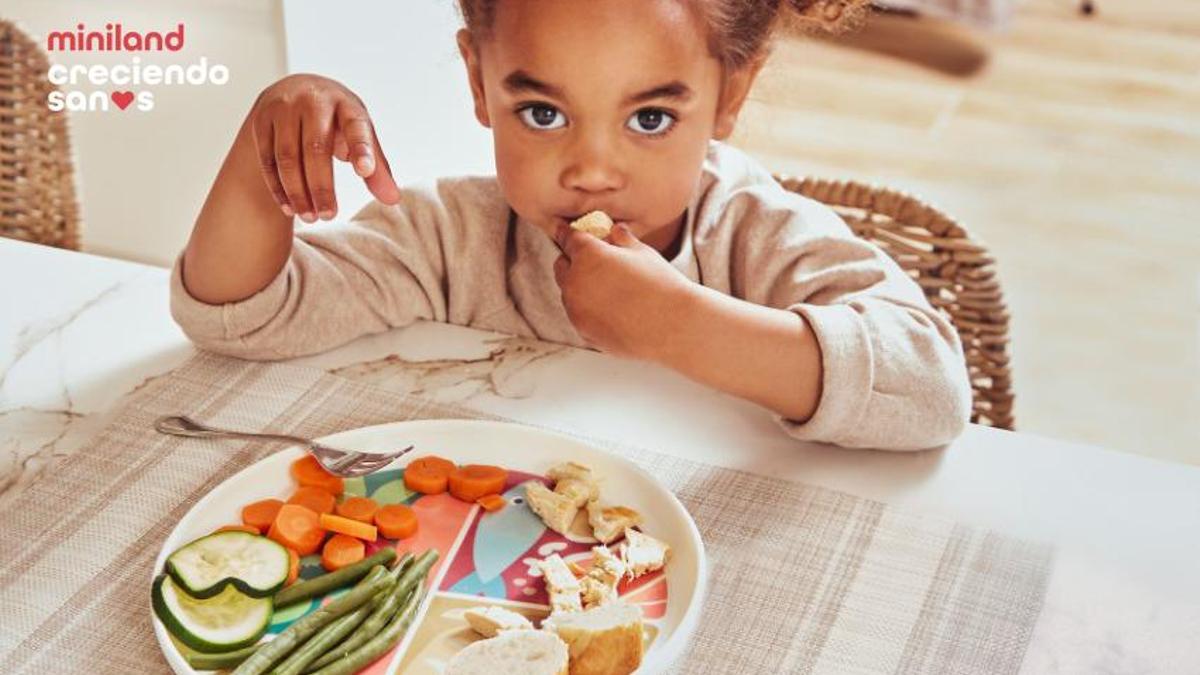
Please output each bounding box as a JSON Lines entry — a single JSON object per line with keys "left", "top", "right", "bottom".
{"left": 712, "top": 57, "right": 765, "bottom": 141}
{"left": 456, "top": 29, "right": 492, "bottom": 128}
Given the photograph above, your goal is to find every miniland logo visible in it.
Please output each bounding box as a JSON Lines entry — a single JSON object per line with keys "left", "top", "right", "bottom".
{"left": 45, "top": 23, "right": 229, "bottom": 113}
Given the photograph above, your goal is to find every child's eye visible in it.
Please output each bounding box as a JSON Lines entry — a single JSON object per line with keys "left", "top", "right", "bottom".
{"left": 517, "top": 104, "right": 567, "bottom": 130}
{"left": 626, "top": 108, "right": 675, "bottom": 136}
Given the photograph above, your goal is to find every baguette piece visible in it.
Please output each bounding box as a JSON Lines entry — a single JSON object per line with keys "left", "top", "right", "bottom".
{"left": 541, "top": 601, "right": 644, "bottom": 675}
{"left": 569, "top": 211, "right": 614, "bottom": 239}
{"left": 445, "top": 629, "right": 569, "bottom": 675}
{"left": 463, "top": 605, "right": 534, "bottom": 638}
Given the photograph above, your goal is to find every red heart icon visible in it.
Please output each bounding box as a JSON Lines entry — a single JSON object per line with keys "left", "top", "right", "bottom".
{"left": 111, "top": 91, "right": 134, "bottom": 110}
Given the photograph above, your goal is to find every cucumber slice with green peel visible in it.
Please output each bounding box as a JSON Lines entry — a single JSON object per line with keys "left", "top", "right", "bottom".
{"left": 152, "top": 575, "right": 272, "bottom": 653}
{"left": 166, "top": 531, "right": 289, "bottom": 599}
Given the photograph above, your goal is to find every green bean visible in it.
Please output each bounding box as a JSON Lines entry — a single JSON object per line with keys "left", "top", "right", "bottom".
{"left": 308, "top": 580, "right": 429, "bottom": 675}
{"left": 185, "top": 643, "right": 258, "bottom": 670}
{"left": 273, "top": 549, "right": 397, "bottom": 608}
{"left": 267, "top": 594, "right": 379, "bottom": 675}
{"left": 233, "top": 566, "right": 393, "bottom": 675}
{"left": 303, "top": 549, "right": 437, "bottom": 672}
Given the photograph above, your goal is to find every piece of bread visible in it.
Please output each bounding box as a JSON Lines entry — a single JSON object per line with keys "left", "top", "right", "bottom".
{"left": 463, "top": 605, "right": 534, "bottom": 638}
{"left": 445, "top": 629, "right": 569, "bottom": 675}
{"left": 621, "top": 528, "right": 670, "bottom": 579}
{"left": 569, "top": 211, "right": 614, "bottom": 238}
{"left": 586, "top": 500, "right": 643, "bottom": 544}
{"left": 538, "top": 554, "right": 583, "bottom": 615}
{"left": 526, "top": 482, "right": 579, "bottom": 535}
{"left": 541, "top": 601, "right": 644, "bottom": 675}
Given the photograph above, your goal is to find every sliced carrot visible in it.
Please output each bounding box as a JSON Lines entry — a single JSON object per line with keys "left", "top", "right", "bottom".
{"left": 288, "top": 486, "right": 337, "bottom": 515}
{"left": 290, "top": 455, "right": 345, "bottom": 495}
{"left": 319, "top": 512, "right": 378, "bottom": 542}
{"left": 321, "top": 534, "right": 366, "bottom": 572}
{"left": 216, "top": 524, "right": 261, "bottom": 535}
{"left": 285, "top": 547, "right": 300, "bottom": 586}
{"left": 241, "top": 498, "right": 284, "bottom": 534}
{"left": 448, "top": 465, "right": 508, "bottom": 503}
{"left": 268, "top": 504, "right": 326, "bottom": 556}
{"left": 476, "top": 493, "right": 507, "bottom": 512}
{"left": 403, "top": 456, "right": 457, "bottom": 495}
{"left": 335, "top": 496, "right": 379, "bottom": 524}
{"left": 374, "top": 504, "right": 418, "bottom": 540}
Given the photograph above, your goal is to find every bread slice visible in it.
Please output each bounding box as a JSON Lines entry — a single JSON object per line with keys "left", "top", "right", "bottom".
{"left": 569, "top": 211, "right": 614, "bottom": 238}
{"left": 463, "top": 605, "right": 534, "bottom": 638}
{"left": 541, "top": 601, "right": 644, "bottom": 675}
{"left": 445, "top": 629, "right": 569, "bottom": 675}
{"left": 586, "top": 500, "right": 643, "bottom": 544}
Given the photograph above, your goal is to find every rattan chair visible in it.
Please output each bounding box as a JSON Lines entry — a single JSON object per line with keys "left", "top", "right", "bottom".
{"left": 775, "top": 176, "right": 1014, "bottom": 430}
{"left": 0, "top": 19, "right": 81, "bottom": 249}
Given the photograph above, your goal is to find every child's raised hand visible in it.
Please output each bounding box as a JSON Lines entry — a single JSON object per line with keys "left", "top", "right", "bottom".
{"left": 250, "top": 74, "right": 402, "bottom": 222}
{"left": 552, "top": 223, "right": 696, "bottom": 359}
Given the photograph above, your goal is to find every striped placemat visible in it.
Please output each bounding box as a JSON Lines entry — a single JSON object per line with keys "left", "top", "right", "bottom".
{"left": 0, "top": 353, "right": 1051, "bottom": 674}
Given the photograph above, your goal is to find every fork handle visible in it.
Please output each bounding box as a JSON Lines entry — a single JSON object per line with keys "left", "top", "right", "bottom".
{"left": 154, "top": 415, "right": 312, "bottom": 446}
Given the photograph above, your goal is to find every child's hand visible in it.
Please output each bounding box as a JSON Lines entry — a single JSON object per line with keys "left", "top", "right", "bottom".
{"left": 553, "top": 223, "right": 697, "bottom": 360}
{"left": 250, "top": 74, "right": 402, "bottom": 222}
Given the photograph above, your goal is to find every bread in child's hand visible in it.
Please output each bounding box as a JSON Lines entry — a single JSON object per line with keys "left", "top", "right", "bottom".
{"left": 445, "top": 629, "right": 569, "bottom": 675}
{"left": 569, "top": 211, "right": 614, "bottom": 238}
{"left": 541, "top": 601, "right": 645, "bottom": 675}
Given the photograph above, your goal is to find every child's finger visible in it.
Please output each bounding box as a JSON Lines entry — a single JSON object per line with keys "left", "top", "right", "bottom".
{"left": 273, "top": 115, "right": 314, "bottom": 222}
{"left": 335, "top": 101, "right": 376, "bottom": 177}
{"left": 336, "top": 101, "right": 402, "bottom": 204}
{"left": 606, "top": 223, "right": 640, "bottom": 247}
{"left": 553, "top": 254, "right": 571, "bottom": 287}
{"left": 362, "top": 137, "right": 402, "bottom": 205}
{"left": 252, "top": 117, "right": 293, "bottom": 216}
{"left": 301, "top": 105, "right": 338, "bottom": 220}
{"left": 333, "top": 134, "right": 350, "bottom": 162}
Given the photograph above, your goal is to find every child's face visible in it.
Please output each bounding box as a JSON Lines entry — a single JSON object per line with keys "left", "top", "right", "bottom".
{"left": 458, "top": 0, "right": 759, "bottom": 251}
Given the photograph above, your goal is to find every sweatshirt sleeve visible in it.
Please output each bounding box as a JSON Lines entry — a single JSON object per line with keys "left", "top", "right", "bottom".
{"left": 717, "top": 184, "right": 973, "bottom": 450}
{"left": 169, "top": 187, "right": 459, "bottom": 361}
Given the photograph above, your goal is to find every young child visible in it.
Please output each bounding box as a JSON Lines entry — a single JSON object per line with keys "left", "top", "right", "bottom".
{"left": 171, "top": 0, "right": 971, "bottom": 450}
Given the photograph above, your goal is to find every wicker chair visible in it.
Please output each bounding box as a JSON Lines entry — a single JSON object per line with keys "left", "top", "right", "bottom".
{"left": 775, "top": 176, "right": 1015, "bottom": 430}
{"left": 0, "top": 19, "right": 81, "bottom": 249}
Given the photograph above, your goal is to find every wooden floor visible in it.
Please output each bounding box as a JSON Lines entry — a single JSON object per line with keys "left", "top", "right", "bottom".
{"left": 732, "top": 0, "right": 1200, "bottom": 464}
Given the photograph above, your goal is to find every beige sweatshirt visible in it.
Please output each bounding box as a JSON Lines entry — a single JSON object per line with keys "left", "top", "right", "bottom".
{"left": 170, "top": 141, "right": 971, "bottom": 450}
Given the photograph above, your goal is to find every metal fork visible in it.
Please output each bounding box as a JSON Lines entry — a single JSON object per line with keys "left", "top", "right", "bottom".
{"left": 154, "top": 415, "right": 412, "bottom": 477}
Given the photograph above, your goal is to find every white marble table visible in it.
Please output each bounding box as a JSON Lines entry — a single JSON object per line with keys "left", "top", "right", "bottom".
{"left": 2, "top": 238, "right": 1198, "bottom": 673}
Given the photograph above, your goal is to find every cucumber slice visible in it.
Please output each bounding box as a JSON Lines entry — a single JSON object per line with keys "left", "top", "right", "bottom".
{"left": 152, "top": 574, "right": 272, "bottom": 653}
{"left": 166, "top": 531, "right": 289, "bottom": 599}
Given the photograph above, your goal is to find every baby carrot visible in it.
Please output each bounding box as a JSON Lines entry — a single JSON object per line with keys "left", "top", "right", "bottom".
{"left": 319, "top": 512, "right": 378, "bottom": 542}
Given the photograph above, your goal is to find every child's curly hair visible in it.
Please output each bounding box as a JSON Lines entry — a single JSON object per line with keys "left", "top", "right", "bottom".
{"left": 456, "top": 0, "right": 870, "bottom": 71}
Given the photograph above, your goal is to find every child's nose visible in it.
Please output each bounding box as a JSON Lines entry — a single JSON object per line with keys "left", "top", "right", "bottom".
{"left": 560, "top": 134, "right": 625, "bottom": 195}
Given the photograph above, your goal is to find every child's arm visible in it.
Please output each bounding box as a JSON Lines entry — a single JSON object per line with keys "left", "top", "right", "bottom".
{"left": 553, "top": 224, "right": 822, "bottom": 421}
{"left": 553, "top": 197, "right": 972, "bottom": 451}
{"left": 182, "top": 74, "right": 401, "bottom": 304}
